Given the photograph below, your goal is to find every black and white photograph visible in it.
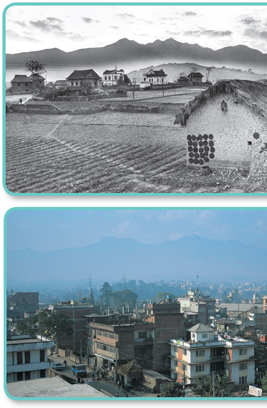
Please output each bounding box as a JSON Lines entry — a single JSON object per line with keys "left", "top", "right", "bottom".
{"left": 4, "top": 3, "right": 267, "bottom": 194}
{"left": 4, "top": 208, "right": 267, "bottom": 399}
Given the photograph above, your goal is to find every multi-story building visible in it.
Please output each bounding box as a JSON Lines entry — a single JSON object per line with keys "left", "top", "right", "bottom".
{"left": 102, "top": 68, "right": 125, "bottom": 86}
{"left": 86, "top": 298, "right": 185, "bottom": 374}
{"left": 170, "top": 323, "right": 255, "bottom": 388}
{"left": 6, "top": 335, "right": 55, "bottom": 383}
{"left": 47, "top": 302, "right": 100, "bottom": 352}
{"left": 178, "top": 290, "right": 216, "bottom": 325}
{"left": 7, "top": 291, "right": 39, "bottom": 334}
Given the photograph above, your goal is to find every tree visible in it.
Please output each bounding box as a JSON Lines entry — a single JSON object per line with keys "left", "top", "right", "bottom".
{"left": 160, "top": 382, "right": 183, "bottom": 397}
{"left": 262, "top": 371, "right": 267, "bottom": 393}
{"left": 15, "top": 311, "right": 73, "bottom": 351}
{"left": 192, "top": 374, "right": 231, "bottom": 397}
{"left": 128, "top": 71, "right": 142, "bottom": 100}
{"left": 100, "top": 282, "right": 113, "bottom": 306}
{"left": 112, "top": 289, "right": 138, "bottom": 310}
{"left": 25, "top": 60, "right": 46, "bottom": 75}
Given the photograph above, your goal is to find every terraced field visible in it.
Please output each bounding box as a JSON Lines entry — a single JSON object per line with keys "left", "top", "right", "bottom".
{"left": 6, "top": 111, "right": 189, "bottom": 193}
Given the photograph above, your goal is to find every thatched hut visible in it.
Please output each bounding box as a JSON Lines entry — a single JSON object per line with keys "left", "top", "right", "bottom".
{"left": 174, "top": 80, "right": 267, "bottom": 170}
{"left": 114, "top": 359, "right": 143, "bottom": 387}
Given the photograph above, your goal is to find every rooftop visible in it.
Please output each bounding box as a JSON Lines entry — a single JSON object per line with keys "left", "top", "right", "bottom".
{"left": 6, "top": 376, "right": 107, "bottom": 398}
{"left": 66, "top": 69, "right": 101, "bottom": 80}
{"left": 187, "top": 323, "right": 215, "bottom": 333}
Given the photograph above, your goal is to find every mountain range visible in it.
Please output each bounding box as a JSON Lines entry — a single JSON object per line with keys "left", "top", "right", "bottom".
{"left": 6, "top": 235, "right": 267, "bottom": 285}
{"left": 6, "top": 38, "right": 267, "bottom": 74}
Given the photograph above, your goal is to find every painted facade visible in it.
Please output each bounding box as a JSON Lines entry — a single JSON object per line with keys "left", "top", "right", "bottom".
{"left": 170, "top": 323, "right": 255, "bottom": 387}
{"left": 103, "top": 68, "right": 124, "bottom": 86}
{"left": 6, "top": 335, "right": 55, "bottom": 383}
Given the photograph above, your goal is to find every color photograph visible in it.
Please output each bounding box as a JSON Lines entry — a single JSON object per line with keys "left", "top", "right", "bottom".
{"left": 4, "top": 3, "right": 267, "bottom": 194}
{"left": 4, "top": 208, "right": 267, "bottom": 399}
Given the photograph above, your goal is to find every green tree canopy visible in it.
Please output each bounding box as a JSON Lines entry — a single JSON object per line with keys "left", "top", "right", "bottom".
{"left": 112, "top": 289, "right": 138, "bottom": 309}
{"left": 262, "top": 371, "right": 267, "bottom": 393}
{"left": 192, "top": 374, "right": 231, "bottom": 397}
{"left": 16, "top": 311, "right": 73, "bottom": 347}
{"left": 160, "top": 382, "right": 183, "bottom": 397}
{"left": 100, "top": 282, "right": 113, "bottom": 306}
{"left": 151, "top": 292, "right": 175, "bottom": 303}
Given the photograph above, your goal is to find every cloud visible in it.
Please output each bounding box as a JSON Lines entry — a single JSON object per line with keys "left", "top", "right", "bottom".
{"left": 6, "top": 29, "right": 40, "bottom": 43}
{"left": 110, "top": 26, "right": 119, "bottom": 30}
{"left": 82, "top": 17, "right": 99, "bottom": 24}
{"left": 116, "top": 13, "right": 135, "bottom": 19}
{"left": 168, "top": 232, "right": 184, "bottom": 241}
{"left": 30, "top": 17, "right": 63, "bottom": 32}
{"left": 241, "top": 17, "right": 258, "bottom": 25}
{"left": 113, "top": 221, "right": 131, "bottom": 235}
{"left": 183, "top": 11, "right": 197, "bottom": 16}
{"left": 184, "top": 29, "right": 232, "bottom": 37}
{"left": 67, "top": 33, "right": 87, "bottom": 42}
{"left": 244, "top": 28, "right": 267, "bottom": 40}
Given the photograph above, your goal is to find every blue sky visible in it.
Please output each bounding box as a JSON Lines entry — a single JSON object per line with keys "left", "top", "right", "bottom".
{"left": 6, "top": 208, "right": 267, "bottom": 252}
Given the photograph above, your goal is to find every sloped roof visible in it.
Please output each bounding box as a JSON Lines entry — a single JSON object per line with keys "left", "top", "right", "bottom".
{"left": 188, "top": 323, "right": 215, "bottom": 333}
{"left": 188, "top": 72, "right": 204, "bottom": 78}
{"left": 103, "top": 69, "right": 124, "bottom": 75}
{"left": 28, "top": 73, "right": 45, "bottom": 80}
{"left": 11, "top": 75, "right": 31, "bottom": 83}
{"left": 144, "top": 69, "right": 167, "bottom": 77}
{"left": 115, "top": 359, "right": 142, "bottom": 378}
{"left": 175, "top": 80, "right": 267, "bottom": 126}
{"left": 66, "top": 69, "right": 101, "bottom": 80}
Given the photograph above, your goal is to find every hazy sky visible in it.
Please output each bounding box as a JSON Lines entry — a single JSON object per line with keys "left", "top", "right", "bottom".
{"left": 6, "top": 208, "right": 267, "bottom": 252}
{"left": 5, "top": 4, "right": 267, "bottom": 54}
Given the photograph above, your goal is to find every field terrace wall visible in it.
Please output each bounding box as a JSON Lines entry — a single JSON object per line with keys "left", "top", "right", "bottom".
{"left": 175, "top": 80, "right": 267, "bottom": 171}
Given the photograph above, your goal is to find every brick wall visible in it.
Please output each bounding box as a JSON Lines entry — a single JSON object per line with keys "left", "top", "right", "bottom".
{"left": 181, "top": 95, "right": 266, "bottom": 169}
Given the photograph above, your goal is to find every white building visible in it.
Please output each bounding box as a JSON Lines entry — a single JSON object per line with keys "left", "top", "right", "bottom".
{"left": 102, "top": 68, "right": 125, "bottom": 86}
{"left": 6, "top": 335, "right": 55, "bottom": 383}
{"left": 170, "top": 323, "right": 255, "bottom": 388}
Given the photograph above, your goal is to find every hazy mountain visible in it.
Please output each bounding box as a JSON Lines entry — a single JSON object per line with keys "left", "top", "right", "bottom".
{"left": 6, "top": 38, "right": 267, "bottom": 74}
{"left": 6, "top": 235, "right": 267, "bottom": 284}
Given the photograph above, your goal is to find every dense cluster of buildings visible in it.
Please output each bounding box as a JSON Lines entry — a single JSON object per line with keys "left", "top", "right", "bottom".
{"left": 6, "top": 288, "right": 267, "bottom": 394}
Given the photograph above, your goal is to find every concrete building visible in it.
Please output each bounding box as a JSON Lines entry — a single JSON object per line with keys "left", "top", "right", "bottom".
{"left": 6, "top": 335, "right": 55, "bottom": 383}
{"left": 7, "top": 291, "right": 39, "bottom": 334}
{"left": 47, "top": 303, "right": 100, "bottom": 352}
{"left": 86, "top": 298, "right": 185, "bottom": 374}
{"left": 178, "top": 289, "right": 215, "bottom": 325}
{"left": 6, "top": 376, "right": 107, "bottom": 398}
{"left": 170, "top": 323, "right": 255, "bottom": 388}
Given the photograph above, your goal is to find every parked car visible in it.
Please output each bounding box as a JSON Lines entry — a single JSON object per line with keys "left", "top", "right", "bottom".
{"left": 54, "top": 362, "right": 64, "bottom": 371}
{"left": 71, "top": 364, "right": 87, "bottom": 377}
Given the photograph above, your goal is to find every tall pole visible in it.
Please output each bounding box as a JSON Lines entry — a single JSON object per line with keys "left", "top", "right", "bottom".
{"left": 183, "top": 364, "right": 185, "bottom": 397}
{"left": 80, "top": 339, "right": 82, "bottom": 364}
{"left": 212, "top": 371, "right": 215, "bottom": 397}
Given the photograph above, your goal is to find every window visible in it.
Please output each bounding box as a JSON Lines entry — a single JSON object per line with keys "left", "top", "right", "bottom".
{"left": 196, "top": 365, "right": 205, "bottom": 372}
{"left": 202, "top": 333, "right": 208, "bottom": 339}
{"left": 25, "top": 83, "right": 28, "bottom": 86}
{"left": 40, "top": 349, "right": 45, "bottom": 362}
{"left": 25, "top": 371, "right": 31, "bottom": 380}
{"left": 239, "top": 376, "right": 247, "bottom": 384}
{"left": 196, "top": 350, "right": 205, "bottom": 357}
{"left": 138, "top": 331, "right": 147, "bottom": 339}
{"left": 114, "top": 76, "right": 117, "bottom": 80}
{"left": 239, "top": 363, "right": 247, "bottom": 370}
{"left": 239, "top": 349, "right": 247, "bottom": 355}
{"left": 18, "top": 83, "right": 20, "bottom": 86}
{"left": 40, "top": 369, "right": 46, "bottom": 378}
{"left": 25, "top": 351, "right": 31, "bottom": 364}
{"left": 183, "top": 349, "right": 187, "bottom": 355}
{"left": 104, "top": 76, "right": 107, "bottom": 80}
{"left": 17, "top": 352, "right": 23, "bottom": 365}
{"left": 76, "top": 82, "right": 79, "bottom": 86}
{"left": 17, "top": 372, "right": 23, "bottom": 381}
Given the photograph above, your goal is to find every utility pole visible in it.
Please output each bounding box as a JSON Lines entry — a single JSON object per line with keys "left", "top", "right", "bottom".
{"left": 182, "top": 364, "right": 186, "bottom": 397}
{"left": 80, "top": 339, "right": 82, "bottom": 364}
{"left": 212, "top": 371, "right": 215, "bottom": 397}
